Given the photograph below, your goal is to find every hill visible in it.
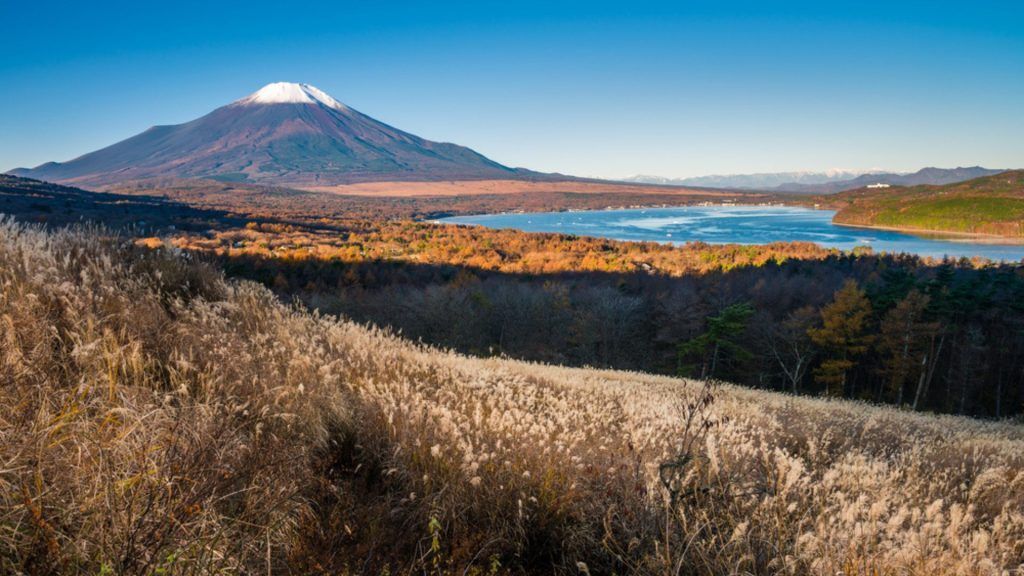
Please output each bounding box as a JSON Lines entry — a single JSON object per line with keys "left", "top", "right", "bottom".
{"left": 828, "top": 170, "right": 1024, "bottom": 239}
{"left": 6, "top": 173, "right": 1024, "bottom": 423}
{"left": 7, "top": 82, "right": 536, "bottom": 187}
{"left": 0, "top": 174, "right": 260, "bottom": 230}
{"left": 2, "top": 215, "right": 1023, "bottom": 574}
{"left": 782, "top": 166, "right": 1006, "bottom": 194}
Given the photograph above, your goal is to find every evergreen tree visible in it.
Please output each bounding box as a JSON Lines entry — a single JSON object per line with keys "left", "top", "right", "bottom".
{"left": 868, "top": 266, "right": 918, "bottom": 313}
{"left": 678, "top": 302, "right": 754, "bottom": 380}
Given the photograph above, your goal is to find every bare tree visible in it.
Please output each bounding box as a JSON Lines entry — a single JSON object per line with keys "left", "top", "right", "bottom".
{"left": 762, "top": 306, "right": 817, "bottom": 393}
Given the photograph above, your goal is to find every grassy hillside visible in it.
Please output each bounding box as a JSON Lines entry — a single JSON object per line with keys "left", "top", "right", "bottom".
{"left": 829, "top": 170, "right": 1024, "bottom": 238}
{"left": 2, "top": 220, "right": 1024, "bottom": 574}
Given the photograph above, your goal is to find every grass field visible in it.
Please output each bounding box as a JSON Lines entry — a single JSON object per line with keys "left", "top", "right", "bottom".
{"left": 2, "top": 218, "right": 1023, "bottom": 574}
{"left": 298, "top": 178, "right": 741, "bottom": 197}
{"left": 871, "top": 197, "right": 1024, "bottom": 233}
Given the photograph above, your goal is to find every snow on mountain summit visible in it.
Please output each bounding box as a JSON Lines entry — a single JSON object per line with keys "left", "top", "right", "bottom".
{"left": 237, "top": 82, "right": 347, "bottom": 110}
{"left": 9, "top": 80, "right": 521, "bottom": 186}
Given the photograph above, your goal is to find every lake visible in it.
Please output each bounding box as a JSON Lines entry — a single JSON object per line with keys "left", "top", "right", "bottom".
{"left": 438, "top": 205, "right": 1024, "bottom": 262}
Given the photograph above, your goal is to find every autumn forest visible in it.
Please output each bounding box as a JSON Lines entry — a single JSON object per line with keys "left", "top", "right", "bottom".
{"left": 5, "top": 174, "right": 1022, "bottom": 419}
{"left": 218, "top": 228, "right": 1024, "bottom": 420}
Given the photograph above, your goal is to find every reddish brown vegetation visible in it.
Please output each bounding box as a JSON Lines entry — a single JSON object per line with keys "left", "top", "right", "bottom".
{"left": 167, "top": 219, "right": 832, "bottom": 276}
{"left": 300, "top": 178, "right": 744, "bottom": 197}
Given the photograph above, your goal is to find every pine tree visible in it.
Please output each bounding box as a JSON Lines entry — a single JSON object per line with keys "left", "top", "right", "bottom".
{"left": 678, "top": 302, "right": 754, "bottom": 380}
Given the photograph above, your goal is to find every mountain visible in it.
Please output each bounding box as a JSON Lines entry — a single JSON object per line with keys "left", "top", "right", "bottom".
{"left": 828, "top": 170, "right": 1024, "bottom": 238}
{"left": 622, "top": 169, "right": 879, "bottom": 189}
{"left": 9, "top": 82, "right": 531, "bottom": 187}
{"left": 623, "top": 167, "right": 1007, "bottom": 193}
{"left": 776, "top": 166, "right": 1006, "bottom": 193}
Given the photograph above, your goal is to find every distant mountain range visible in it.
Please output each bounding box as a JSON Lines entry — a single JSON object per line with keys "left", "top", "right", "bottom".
{"left": 623, "top": 167, "right": 1006, "bottom": 193}
{"left": 9, "top": 82, "right": 538, "bottom": 187}
{"left": 622, "top": 170, "right": 878, "bottom": 190}
{"left": 778, "top": 167, "right": 1006, "bottom": 194}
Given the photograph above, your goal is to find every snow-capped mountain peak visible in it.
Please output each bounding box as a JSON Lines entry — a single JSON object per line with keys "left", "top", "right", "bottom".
{"left": 237, "top": 82, "right": 347, "bottom": 110}
{"left": 10, "top": 81, "right": 521, "bottom": 186}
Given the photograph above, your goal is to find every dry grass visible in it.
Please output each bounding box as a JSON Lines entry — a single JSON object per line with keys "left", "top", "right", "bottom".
{"left": 297, "top": 179, "right": 734, "bottom": 197}
{"left": 1, "top": 217, "right": 1022, "bottom": 574}
{"left": 0, "top": 219, "right": 350, "bottom": 573}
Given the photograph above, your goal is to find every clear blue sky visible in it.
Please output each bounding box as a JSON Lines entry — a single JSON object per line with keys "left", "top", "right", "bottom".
{"left": 1, "top": 1, "right": 1021, "bottom": 179}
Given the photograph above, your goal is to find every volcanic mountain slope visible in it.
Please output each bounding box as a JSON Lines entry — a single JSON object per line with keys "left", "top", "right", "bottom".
{"left": 9, "top": 82, "right": 531, "bottom": 187}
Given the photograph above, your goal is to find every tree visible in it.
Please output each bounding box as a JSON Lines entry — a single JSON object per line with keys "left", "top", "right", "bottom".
{"left": 950, "top": 324, "right": 985, "bottom": 415}
{"left": 808, "top": 280, "right": 875, "bottom": 397}
{"left": 763, "top": 306, "right": 818, "bottom": 393}
{"left": 909, "top": 264, "right": 964, "bottom": 411}
{"left": 572, "top": 286, "right": 645, "bottom": 368}
{"left": 867, "top": 266, "right": 918, "bottom": 312}
{"left": 876, "top": 290, "right": 933, "bottom": 405}
{"left": 678, "top": 302, "right": 754, "bottom": 380}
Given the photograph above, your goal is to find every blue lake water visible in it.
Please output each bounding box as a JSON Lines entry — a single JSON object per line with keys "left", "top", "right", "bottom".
{"left": 439, "top": 205, "right": 1024, "bottom": 262}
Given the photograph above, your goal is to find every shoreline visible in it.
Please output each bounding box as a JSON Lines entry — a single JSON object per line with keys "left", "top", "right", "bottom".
{"left": 428, "top": 200, "right": 795, "bottom": 222}
{"left": 432, "top": 205, "right": 1024, "bottom": 261}
{"left": 832, "top": 221, "right": 1024, "bottom": 246}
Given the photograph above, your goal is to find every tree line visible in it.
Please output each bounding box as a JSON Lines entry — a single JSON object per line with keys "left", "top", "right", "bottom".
{"left": 219, "top": 250, "right": 1024, "bottom": 419}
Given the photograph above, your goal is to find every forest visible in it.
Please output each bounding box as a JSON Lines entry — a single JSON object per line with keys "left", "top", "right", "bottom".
{"left": 220, "top": 236, "right": 1024, "bottom": 419}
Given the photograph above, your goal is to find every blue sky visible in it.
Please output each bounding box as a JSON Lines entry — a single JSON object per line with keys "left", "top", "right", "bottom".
{"left": 1, "top": 1, "right": 1022, "bottom": 179}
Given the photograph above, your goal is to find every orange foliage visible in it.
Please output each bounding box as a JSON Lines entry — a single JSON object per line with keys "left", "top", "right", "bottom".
{"left": 161, "top": 219, "right": 834, "bottom": 276}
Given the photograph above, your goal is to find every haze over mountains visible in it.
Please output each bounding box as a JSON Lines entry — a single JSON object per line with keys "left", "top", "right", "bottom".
{"left": 9, "top": 83, "right": 534, "bottom": 187}
{"left": 624, "top": 166, "right": 1005, "bottom": 193}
